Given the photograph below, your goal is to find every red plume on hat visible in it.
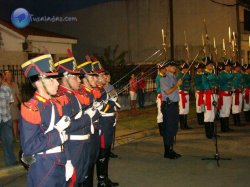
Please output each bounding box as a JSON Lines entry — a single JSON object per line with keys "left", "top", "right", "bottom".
{"left": 67, "top": 48, "right": 73, "bottom": 57}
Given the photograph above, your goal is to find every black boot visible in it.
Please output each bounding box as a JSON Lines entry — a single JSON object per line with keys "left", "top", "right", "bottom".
{"left": 233, "top": 114, "right": 238, "bottom": 126}
{"left": 164, "top": 145, "right": 177, "bottom": 159}
{"left": 220, "top": 118, "right": 227, "bottom": 132}
{"left": 204, "top": 122, "right": 213, "bottom": 139}
{"left": 179, "top": 115, "right": 185, "bottom": 130}
{"left": 236, "top": 113, "right": 243, "bottom": 126}
{"left": 209, "top": 122, "right": 214, "bottom": 138}
{"left": 226, "top": 117, "right": 233, "bottom": 132}
{"left": 106, "top": 147, "right": 119, "bottom": 187}
{"left": 197, "top": 113, "right": 204, "bottom": 125}
{"left": 81, "top": 165, "right": 94, "bottom": 187}
{"left": 170, "top": 144, "right": 181, "bottom": 158}
{"left": 97, "top": 149, "right": 111, "bottom": 187}
{"left": 244, "top": 111, "right": 250, "bottom": 122}
{"left": 183, "top": 115, "right": 192, "bottom": 129}
{"left": 246, "top": 111, "right": 250, "bottom": 122}
{"left": 158, "top": 123, "right": 163, "bottom": 136}
{"left": 109, "top": 151, "right": 118, "bottom": 158}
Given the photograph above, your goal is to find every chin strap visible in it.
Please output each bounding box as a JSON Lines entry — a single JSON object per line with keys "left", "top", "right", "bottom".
{"left": 40, "top": 76, "right": 53, "bottom": 96}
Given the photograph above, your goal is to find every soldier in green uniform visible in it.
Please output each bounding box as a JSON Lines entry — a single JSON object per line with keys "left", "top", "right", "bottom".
{"left": 176, "top": 61, "right": 191, "bottom": 130}
{"left": 243, "top": 64, "right": 250, "bottom": 122}
{"left": 202, "top": 57, "right": 218, "bottom": 139}
{"left": 218, "top": 59, "right": 234, "bottom": 132}
{"left": 232, "top": 62, "right": 244, "bottom": 126}
{"left": 194, "top": 62, "right": 205, "bottom": 125}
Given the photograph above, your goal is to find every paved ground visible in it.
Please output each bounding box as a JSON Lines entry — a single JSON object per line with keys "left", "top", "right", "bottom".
{"left": 1, "top": 122, "right": 250, "bottom": 187}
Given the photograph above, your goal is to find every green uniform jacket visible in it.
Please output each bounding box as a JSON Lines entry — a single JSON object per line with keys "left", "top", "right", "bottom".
{"left": 232, "top": 71, "right": 244, "bottom": 90}
{"left": 244, "top": 73, "right": 250, "bottom": 88}
{"left": 194, "top": 73, "right": 204, "bottom": 91}
{"left": 218, "top": 70, "right": 234, "bottom": 91}
{"left": 202, "top": 69, "right": 218, "bottom": 90}
{"left": 176, "top": 72, "right": 191, "bottom": 91}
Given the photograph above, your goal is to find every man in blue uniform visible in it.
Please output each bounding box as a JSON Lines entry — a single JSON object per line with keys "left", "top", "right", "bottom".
{"left": 177, "top": 61, "right": 191, "bottom": 129}
{"left": 202, "top": 57, "right": 218, "bottom": 139}
{"left": 218, "top": 59, "right": 234, "bottom": 132}
{"left": 77, "top": 57, "right": 102, "bottom": 187}
{"left": 54, "top": 57, "right": 99, "bottom": 187}
{"left": 160, "top": 61, "right": 182, "bottom": 159}
{"left": 232, "top": 62, "right": 244, "bottom": 126}
{"left": 92, "top": 58, "right": 119, "bottom": 187}
{"left": 20, "top": 54, "right": 70, "bottom": 187}
{"left": 155, "top": 61, "right": 167, "bottom": 136}
{"left": 194, "top": 62, "right": 205, "bottom": 125}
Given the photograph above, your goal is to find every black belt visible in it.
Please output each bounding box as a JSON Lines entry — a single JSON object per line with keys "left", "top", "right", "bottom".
{"left": 163, "top": 101, "right": 178, "bottom": 105}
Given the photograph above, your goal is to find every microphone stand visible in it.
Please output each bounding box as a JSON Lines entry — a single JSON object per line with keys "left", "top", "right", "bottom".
{"left": 201, "top": 66, "right": 231, "bottom": 167}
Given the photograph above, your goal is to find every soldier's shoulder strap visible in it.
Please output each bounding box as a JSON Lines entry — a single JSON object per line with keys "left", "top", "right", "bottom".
{"left": 21, "top": 98, "right": 41, "bottom": 124}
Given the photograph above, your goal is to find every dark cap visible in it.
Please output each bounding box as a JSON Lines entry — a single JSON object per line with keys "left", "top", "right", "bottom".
{"left": 54, "top": 57, "right": 80, "bottom": 76}
{"left": 202, "top": 57, "right": 213, "bottom": 66}
{"left": 157, "top": 61, "right": 167, "bottom": 69}
{"left": 165, "top": 60, "right": 178, "bottom": 67}
{"left": 194, "top": 62, "right": 205, "bottom": 70}
{"left": 223, "top": 59, "right": 233, "bottom": 67}
{"left": 92, "top": 56, "right": 105, "bottom": 73}
{"left": 21, "top": 54, "right": 58, "bottom": 82}
{"left": 232, "top": 61, "right": 241, "bottom": 68}
{"left": 77, "top": 59, "right": 98, "bottom": 76}
{"left": 180, "top": 61, "right": 189, "bottom": 70}
{"left": 242, "top": 64, "right": 250, "bottom": 70}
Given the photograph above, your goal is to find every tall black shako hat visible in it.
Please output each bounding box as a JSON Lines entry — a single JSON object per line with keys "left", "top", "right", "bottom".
{"left": 179, "top": 60, "right": 189, "bottom": 70}
{"left": 157, "top": 60, "right": 167, "bottom": 69}
{"left": 92, "top": 56, "right": 105, "bottom": 73}
{"left": 77, "top": 56, "right": 98, "bottom": 76}
{"left": 243, "top": 64, "right": 250, "bottom": 70}
{"left": 232, "top": 61, "right": 241, "bottom": 68}
{"left": 223, "top": 59, "right": 233, "bottom": 67}
{"left": 202, "top": 56, "right": 213, "bottom": 66}
{"left": 21, "top": 54, "right": 58, "bottom": 83}
{"left": 54, "top": 57, "right": 80, "bottom": 76}
{"left": 194, "top": 62, "right": 205, "bottom": 70}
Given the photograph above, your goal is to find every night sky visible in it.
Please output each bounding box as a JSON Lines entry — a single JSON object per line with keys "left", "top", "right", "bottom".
{"left": 0, "top": 0, "right": 120, "bottom": 21}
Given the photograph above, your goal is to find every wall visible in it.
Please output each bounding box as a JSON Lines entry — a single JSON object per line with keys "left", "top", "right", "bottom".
{"left": 31, "top": 0, "right": 238, "bottom": 63}
{"left": 0, "top": 51, "right": 27, "bottom": 65}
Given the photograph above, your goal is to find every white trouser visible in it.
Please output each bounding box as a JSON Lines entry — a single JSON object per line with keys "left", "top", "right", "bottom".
{"left": 195, "top": 91, "right": 205, "bottom": 113}
{"left": 232, "top": 92, "right": 243, "bottom": 114}
{"left": 204, "top": 94, "right": 218, "bottom": 122}
{"left": 179, "top": 92, "right": 189, "bottom": 115}
{"left": 219, "top": 96, "right": 232, "bottom": 117}
{"left": 156, "top": 95, "right": 163, "bottom": 123}
{"left": 243, "top": 91, "right": 250, "bottom": 111}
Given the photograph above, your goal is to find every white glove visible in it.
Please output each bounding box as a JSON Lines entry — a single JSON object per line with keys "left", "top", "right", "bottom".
{"left": 54, "top": 116, "right": 71, "bottom": 133}
{"left": 74, "top": 110, "right": 82, "bottom": 120}
{"left": 110, "top": 96, "right": 121, "bottom": 109}
{"left": 65, "top": 160, "right": 74, "bottom": 181}
{"left": 93, "top": 101, "right": 104, "bottom": 111}
{"left": 110, "top": 95, "right": 118, "bottom": 102}
{"left": 84, "top": 107, "right": 97, "bottom": 119}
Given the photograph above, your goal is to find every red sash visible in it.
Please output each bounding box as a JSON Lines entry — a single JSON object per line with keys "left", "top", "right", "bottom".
{"left": 217, "top": 91, "right": 231, "bottom": 110}
{"left": 204, "top": 90, "right": 217, "bottom": 110}
{"left": 234, "top": 89, "right": 241, "bottom": 105}
{"left": 179, "top": 90, "right": 189, "bottom": 109}
{"left": 157, "top": 93, "right": 162, "bottom": 104}
{"left": 196, "top": 91, "right": 204, "bottom": 106}
{"left": 245, "top": 88, "right": 250, "bottom": 104}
